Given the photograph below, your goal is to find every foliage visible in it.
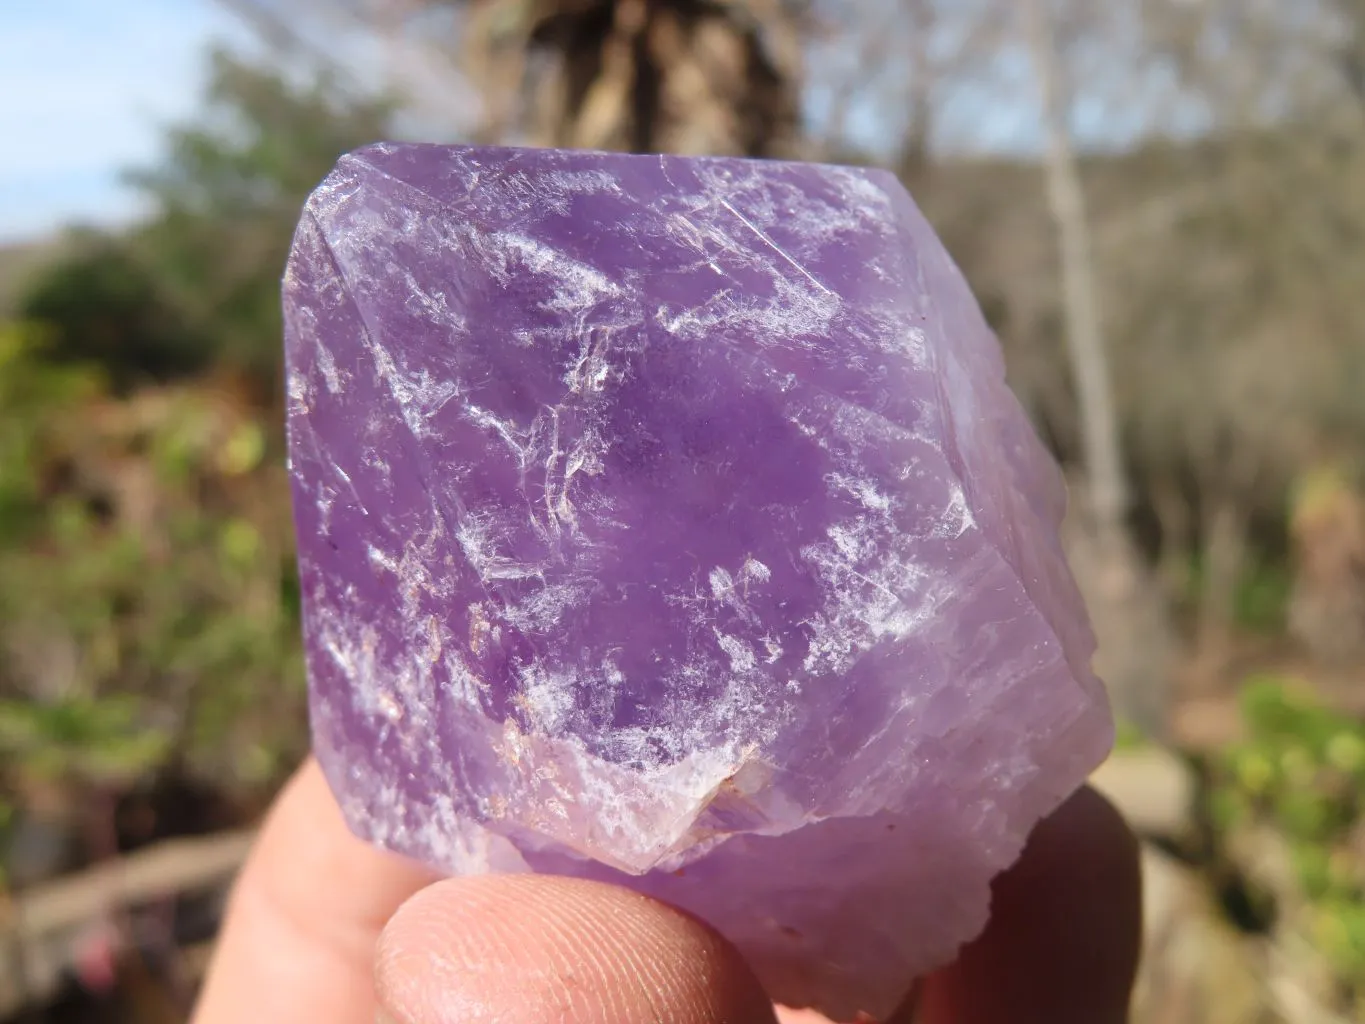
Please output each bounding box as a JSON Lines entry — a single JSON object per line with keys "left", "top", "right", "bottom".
{"left": 125, "top": 48, "right": 395, "bottom": 390}
{"left": 1216, "top": 676, "right": 1365, "bottom": 1013}
{"left": 0, "top": 695, "right": 171, "bottom": 787}
{"left": 0, "top": 323, "right": 104, "bottom": 537}
{"left": 16, "top": 48, "right": 395, "bottom": 394}
{"left": 16, "top": 234, "right": 206, "bottom": 390}
{"left": 0, "top": 321, "right": 306, "bottom": 796}
{"left": 1178, "top": 551, "right": 1293, "bottom": 634}
{"left": 0, "top": 48, "right": 393, "bottom": 806}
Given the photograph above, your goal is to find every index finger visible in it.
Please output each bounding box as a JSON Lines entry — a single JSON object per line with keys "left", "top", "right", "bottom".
{"left": 190, "top": 758, "right": 438, "bottom": 1024}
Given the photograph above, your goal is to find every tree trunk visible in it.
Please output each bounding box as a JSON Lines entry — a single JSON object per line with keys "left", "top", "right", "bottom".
{"left": 1022, "top": 0, "right": 1127, "bottom": 534}
{"left": 895, "top": 0, "right": 935, "bottom": 191}
{"left": 1151, "top": 471, "right": 1194, "bottom": 596}
{"left": 517, "top": 0, "right": 802, "bottom": 158}
{"left": 1023, "top": 0, "right": 1178, "bottom": 738}
{"left": 1195, "top": 493, "right": 1250, "bottom": 678}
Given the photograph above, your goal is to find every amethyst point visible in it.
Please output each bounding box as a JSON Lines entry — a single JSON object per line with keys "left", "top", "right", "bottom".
{"left": 284, "top": 143, "right": 1113, "bottom": 1019}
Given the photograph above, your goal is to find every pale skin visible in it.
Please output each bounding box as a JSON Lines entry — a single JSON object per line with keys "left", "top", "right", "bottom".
{"left": 190, "top": 758, "right": 1141, "bottom": 1024}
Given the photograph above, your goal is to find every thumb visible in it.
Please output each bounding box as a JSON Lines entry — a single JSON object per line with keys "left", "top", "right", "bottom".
{"left": 375, "top": 873, "right": 779, "bottom": 1024}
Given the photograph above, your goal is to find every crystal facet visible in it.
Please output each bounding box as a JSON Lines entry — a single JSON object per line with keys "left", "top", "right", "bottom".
{"left": 284, "top": 143, "right": 1113, "bottom": 1019}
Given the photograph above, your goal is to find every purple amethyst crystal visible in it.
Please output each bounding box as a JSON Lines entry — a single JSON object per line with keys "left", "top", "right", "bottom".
{"left": 284, "top": 142, "right": 1113, "bottom": 1019}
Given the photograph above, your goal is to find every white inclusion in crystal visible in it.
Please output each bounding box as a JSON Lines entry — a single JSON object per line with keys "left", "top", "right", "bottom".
{"left": 502, "top": 578, "right": 594, "bottom": 633}
{"left": 761, "top": 635, "right": 784, "bottom": 663}
{"left": 455, "top": 511, "right": 541, "bottom": 583}
{"left": 710, "top": 558, "right": 771, "bottom": 605}
{"left": 939, "top": 482, "right": 976, "bottom": 539}
{"left": 700, "top": 559, "right": 774, "bottom": 636}
{"left": 321, "top": 619, "right": 377, "bottom": 687}
{"left": 330, "top": 460, "right": 367, "bottom": 514}
{"left": 696, "top": 267, "right": 840, "bottom": 342}
{"left": 544, "top": 168, "right": 621, "bottom": 197}
{"left": 740, "top": 557, "right": 772, "bottom": 585}
{"left": 827, "top": 473, "right": 894, "bottom": 514}
{"left": 367, "top": 343, "right": 462, "bottom": 438}
{"left": 892, "top": 326, "right": 930, "bottom": 363}
{"left": 492, "top": 232, "right": 621, "bottom": 314}
{"left": 481, "top": 166, "right": 621, "bottom": 219}
{"left": 828, "top": 165, "right": 896, "bottom": 219}
{"left": 316, "top": 341, "right": 343, "bottom": 394}
{"left": 798, "top": 509, "right": 942, "bottom": 675}
{"left": 464, "top": 403, "right": 531, "bottom": 464}
{"left": 444, "top": 650, "right": 486, "bottom": 705}
{"left": 827, "top": 520, "right": 875, "bottom": 563}
{"left": 400, "top": 269, "right": 469, "bottom": 333}
{"left": 545, "top": 423, "right": 609, "bottom": 537}
{"left": 397, "top": 791, "right": 532, "bottom": 875}
{"left": 515, "top": 662, "right": 577, "bottom": 735}
{"left": 376, "top": 691, "right": 404, "bottom": 722}
{"left": 715, "top": 630, "right": 758, "bottom": 674}
{"left": 653, "top": 179, "right": 848, "bottom": 344}
{"left": 287, "top": 368, "right": 309, "bottom": 406}
{"left": 565, "top": 329, "right": 635, "bottom": 395}
{"left": 317, "top": 611, "right": 427, "bottom": 738}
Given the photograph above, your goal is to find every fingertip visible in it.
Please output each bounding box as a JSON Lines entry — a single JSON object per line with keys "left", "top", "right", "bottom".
{"left": 914, "top": 785, "right": 1142, "bottom": 1024}
{"left": 191, "top": 759, "right": 437, "bottom": 1024}
{"left": 375, "top": 874, "right": 779, "bottom": 1024}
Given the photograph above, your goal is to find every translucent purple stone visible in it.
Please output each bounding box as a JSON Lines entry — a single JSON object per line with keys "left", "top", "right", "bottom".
{"left": 284, "top": 142, "right": 1113, "bottom": 1019}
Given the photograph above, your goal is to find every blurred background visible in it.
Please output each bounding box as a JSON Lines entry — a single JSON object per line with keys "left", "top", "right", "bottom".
{"left": 0, "top": 0, "right": 1363, "bottom": 1020}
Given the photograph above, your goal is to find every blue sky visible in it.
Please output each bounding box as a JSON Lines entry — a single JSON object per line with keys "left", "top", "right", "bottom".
{"left": 0, "top": 0, "right": 249, "bottom": 243}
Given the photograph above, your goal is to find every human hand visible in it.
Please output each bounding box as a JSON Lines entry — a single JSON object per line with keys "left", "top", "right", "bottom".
{"left": 190, "top": 759, "right": 1140, "bottom": 1024}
